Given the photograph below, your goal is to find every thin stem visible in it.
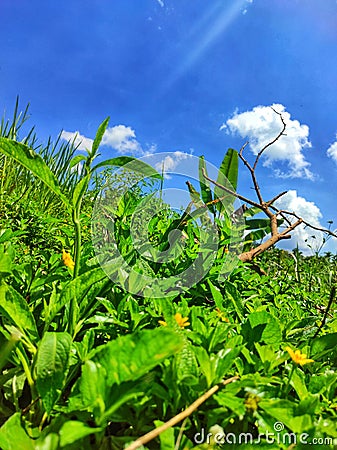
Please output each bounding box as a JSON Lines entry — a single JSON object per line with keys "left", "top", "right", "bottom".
{"left": 125, "top": 376, "right": 239, "bottom": 450}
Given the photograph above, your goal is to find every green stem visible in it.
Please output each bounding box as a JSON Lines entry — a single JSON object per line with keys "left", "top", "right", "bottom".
{"left": 284, "top": 364, "right": 295, "bottom": 397}
{"left": 72, "top": 208, "right": 82, "bottom": 279}
{"left": 16, "top": 346, "right": 35, "bottom": 388}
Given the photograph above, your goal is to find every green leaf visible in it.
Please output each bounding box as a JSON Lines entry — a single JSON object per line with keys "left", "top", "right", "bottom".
{"left": 77, "top": 360, "right": 107, "bottom": 412}
{"left": 0, "top": 413, "right": 35, "bottom": 450}
{"left": 48, "top": 266, "right": 111, "bottom": 327}
{"left": 91, "top": 328, "right": 183, "bottom": 385}
{"left": 92, "top": 156, "right": 161, "bottom": 179}
{"left": 199, "top": 155, "right": 215, "bottom": 214}
{"left": 0, "top": 138, "right": 69, "bottom": 208}
{"left": 59, "top": 421, "right": 102, "bottom": 447}
{"left": 214, "top": 148, "right": 238, "bottom": 212}
{"left": 175, "top": 340, "right": 199, "bottom": 384}
{"left": 91, "top": 117, "right": 110, "bottom": 155}
{"left": 0, "top": 253, "right": 12, "bottom": 275}
{"left": 311, "top": 333, "right": 337, "bottom": 359}
{"left": 35, "top": 332, "right": 72, "bottom": 414}
{"left": 242, "top": 311, "right": 282, "bottom": 345}
{"left": 0, "top": 282, "right": 38, "bottom": 339}
{"left": 259, "top": 399, "right": 312, "bottom": 433}
{"left": 154, "top": 420, "right": 175, "bottom": 450}
{"left": 72, "top": 173, "right": 90, "bottom": 209}
{"left": 69, "top": 154, "right": 86, "bottom": 169}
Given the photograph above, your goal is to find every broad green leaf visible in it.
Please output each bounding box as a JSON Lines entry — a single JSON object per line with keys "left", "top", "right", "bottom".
{"left": 91, "top": 117, "right": 110, "bottom": 155}
{"left": 242, "top": 311, "right": 282, "bottom": 345}
{"left": 0, "top": 282, "right": 38, "bottom": 339}
{"left": 0, "top": 253, "right": 12, "bottom": 275}
{"left": 0, "top": 138, "right": 69, "bottom": 208}
{"left": 35, "top": 332, "right": 72, "bottom": 414}
{"left": 215, "top": 336, "right": 243, "bottom": 380}
{"left": 259, "top": 399, "right": 312, "bottom": 433}
{"left": 207, "top": 280, "right": 224, "bottom": 310}
{"left": 214, "top": 148, "right": 238, "bottom": 212}
{"left": 77, "top": 360, "right": 106, "bottom": 412}
{"left": 92, "top": 156, "right": 162, "bottom": 180}
{"left": 48, "top": 266, "right": 112, "bottom": 327}
{"left": 311, "top": 333, "right": 337, "bottom": 359}
{"left": 59, "top": 421, "right": 102, "bottom": 447}
{"left": 91, "top": 328, "right": 183, "bottom": 385}
{"left": 199, "top": 155, "right": 215, "bottom": 214}
{"left": 154, "top": 420, "right": 175, "bottom": 450}
{"left": 0, "top": 413, "right": 35, "bottom": 450}
{"left": 69, "top": 154, "right": 86, "bottom": 169}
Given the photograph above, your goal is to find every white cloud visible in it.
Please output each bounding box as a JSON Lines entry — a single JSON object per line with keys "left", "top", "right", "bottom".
{"left": 327, "top": 136, "right": 337, "bottom": 164}
{"left": 222, "top": 104, "right": 314, "bottom": 179}
{"left": 156, "top": 0, "right": 164, "bottom": 7}
{"left": 60, "top": 130, "right": 93, "bottom": 151}
{"left": 61, "top": 124, "right": 155, "bottom": 156}
{"left": 102, "top": 125, "right": 144, "bottom": 155}
{"left": 274, "top": 190, "right": 323, "bottom": 254}
{"left": 155, "top": 151, "right": 192, "bottom": 178}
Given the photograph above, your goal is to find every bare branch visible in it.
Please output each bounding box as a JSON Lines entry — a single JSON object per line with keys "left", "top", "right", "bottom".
{"left": 253, "top": 107, "right": 287, "bottom": 171}
{"left": 124, "top": 376, "right": 239, "bottom": 450}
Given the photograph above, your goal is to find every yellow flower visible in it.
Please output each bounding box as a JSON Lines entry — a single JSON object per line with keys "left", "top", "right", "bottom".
{"left": 285, "top": 346, "right": 314, "bottom": 366}
{"left": 62, "top": 249, "right": 75, "bottom": 271}
{"left": 244, "top": 394, "right": 261, "bottom": 412}
{"left": 215, "top": 307, "right": 229, "bottom": 322}
{"left": 174, "top": 313, "right": 190, "bottom": 328}
{"left": 158, "top": 313, "right": 190, "bottom": 328}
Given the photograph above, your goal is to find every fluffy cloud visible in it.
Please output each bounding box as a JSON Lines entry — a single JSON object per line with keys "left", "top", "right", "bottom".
{"left": 60, "top": 131, "right": 93, "bottom": 151}
{"left": 61, "top": 124, "right": 155, "bottom": 156}
{"left": 222, "top": 104, "right": 314, "bottom": 179}
{"left": 156, "top": 0, "right": 164, "bottom": 7}
{"left": 102, "top": 125, "right": 144, "bottom": 155}
{"left": 274, "top": 190, "right": 323, "bottom": 254}
{"left": 326, "top": 137, "right": 337, "bottom": 164}
{"left": 155, "top": 151, "right": 192, "bottom": 178}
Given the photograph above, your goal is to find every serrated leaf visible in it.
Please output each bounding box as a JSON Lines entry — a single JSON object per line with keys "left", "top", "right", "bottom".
{"left": 176, "top": 340, "right": 199, "bottom": 384}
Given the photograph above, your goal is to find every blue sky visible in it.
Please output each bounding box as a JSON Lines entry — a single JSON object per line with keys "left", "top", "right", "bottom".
{"left": 1, "top": 0, "right": 337, "bottom": 253}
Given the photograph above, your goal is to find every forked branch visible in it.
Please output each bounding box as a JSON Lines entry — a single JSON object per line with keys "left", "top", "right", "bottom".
{"left": 203, "top": 108, "right": 336, "bottom": 263}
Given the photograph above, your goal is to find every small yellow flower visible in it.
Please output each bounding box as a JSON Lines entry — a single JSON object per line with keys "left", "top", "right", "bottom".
{"left": 158, "top": 313, "right": 190, "bottom": 328}
{"left": 244, "top": 394, "right": 261, "bottom": 412}
{"left": 174, "top": 313, "right": 190, "bottom": 328}
{"left": 285, "top": 346, "right": 314, "bottom": 366}
{"left": 215, "top": 307, "right": 229, "bottom": 322}
{"left": 62, "top": 249, "right": 75, "bottom": 271}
